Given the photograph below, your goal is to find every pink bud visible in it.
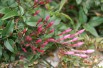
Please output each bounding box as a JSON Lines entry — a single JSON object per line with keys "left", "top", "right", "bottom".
{"left": 58, "top": 28, "right": 72, "bottom": 36}
{"left": 35, "top": 39, "right": 42, "bottom": 44}
{"left": 69, "top": 37, "right": 78, "bottom": 42}
{"left": 46, "top": 15, "right": 50, "bottom": 21}
{"left": 71, "top": 42, "right": 84, "bottom": 47}
{"left": 57, "top": 34, "right": 70, "bottom": 41}
{"left": 75, "top": 29, "right": 85, "bottom": 36}
{"left": 64, "top": 51, "right": 75, "bottom": 55}
{"left": 46, "top": 21, "right": 54, "bottom": 28}
{"left": 34, "top": 0, "right": 38, "bottom": 2}
{"left": 49, "top": 29, "right": 54, "bottom": 33}
{"left": 34, "top": 10, "right": 40, "bottom": 16}
{"left": 22, "top": 48, "right": 27, "bottom": 52}
{"left": 39, "top": 1, "right": 44, "bottom": 5}
{"left": 37, "top": 24, "right": 43, "bottom": 33}
{"left": 25, "top": 44, "right": 30, "bottom": 47}
{"left": 25, "top": 36, "right": 32, "bottom": 42}
{"left": 47, "top": 38, "right": 56, "bottom": 42}
{"left": 37, "top": 18, "right": 42, "bottom": 25}
{"left": 86, "top": 49, "right": 95, "bottom": 54}
{"left": 41, "top": 41, "right": 48, "bottom": 48}
{"left": 22, "top": 29, "right": 27, "bottom": 34}
{"left": 31, "top": 46, "right": 37, "bottom": 51}
{"left": 37, "top": 49, "right": 44, "bottom": 53}
{"left": 63, "top": 34, "right": 71, "bottom": 39}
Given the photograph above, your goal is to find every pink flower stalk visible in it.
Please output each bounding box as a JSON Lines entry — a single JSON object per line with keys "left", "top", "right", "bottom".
{"left": 46, "top": 21, "right": 54, "bottom": 28}
{"left": 69, "top": 37, "right": 78, "bottom": 42}
{"left": 36, "top": 18, "right": 42, "bottom": 25}
{"left": 49, "top": 29, "right": 54, "bottom": 33}
{"left": 64, "top": 51, "right": 75, "bottom": 55}
{"left": 34, "top": 10, "right": 40, "bottom": 16}
{"left": 41, "top": 41, "right": 48, "bottom": 48}
{"left": 22, "top": 48, "right": 27, "bottom": 52}
{"left": 73, "top": 49, "right": 95, "bottom": 54}
{"left": 58, "top": 28, "right": 72, "bottom": 36}
{"left": 25, "top": 36, "right": 32, "bottom": 42}
{"left": 35, "top": 39, "right": 42, "bottom": 44}
{"left": 46, "top": 15, "right": 50, "bottom": 21}
{"left": 74, "top": 54, "right": 88, "bottom": 58}
{"left": 75, "top": 29, "right": 85, "bottom": 36}
{"left": 71, "top": 42, "right": 84, "bottom": 47}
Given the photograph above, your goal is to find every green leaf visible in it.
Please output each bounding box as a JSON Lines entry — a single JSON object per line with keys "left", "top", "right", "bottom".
{"left": 2, "top": 20, "right": 14, "bottom": 36}
{"left": 1, "top": 10, "right": 18, "bottom": 20}
{"left": 83, "top": 24, "right": 99, "bottom": 37}
{"left": 0, "top": 7, "right": 11, "bottom": 14}
{"left": 58, "top": 0, "right": 67, "bottom": 12}
{"left": 26, "top": 22, "right": 36, "bottom": 27}
{"left": 88, "top": 17, "right": 103, "bottom": 27}
{"left": 76, "top": 0, "right": 82, "bottom": 4}
{"left": 50, "top": 15, "right": 61, "bottom": 25}
{"left": 19, "top": 6, "right": 24, "bottom": 15}
{"left": 79, "top": 8, "right": 87, "bottom": 23}
{"left": 4, "top": 40, "right": 14, "bottom": 53}
{"left": 0, "top": 19, "right": 3, "bottom": 26}
{"left": 0, "top": 45, "right": 2, "bottom": 59}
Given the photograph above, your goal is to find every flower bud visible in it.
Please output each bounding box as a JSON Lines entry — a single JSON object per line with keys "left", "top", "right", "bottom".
{"left": 35, "top": 39, "right": 42, "bottom": 44}
{"left": 25, "top": 36, "right": 32, "bottom": 42}
{"left": 46, "top": 15, "right": 50, "bottom": 21}
{"left": 58, "top": 28, "right": 72, "bottom": 36}
{"left": 22, "top": 48, "right": 27, "bottom": 52}
{"left": 46, "top": 21, "right": 54, "bottom": 28}
{"left": 37, "top": 18, "right": 42, "bottom": 25}
{"left": 64, "top": 51, "right": 75, "bottom": 55}
{"left": 22, "top": 29, "right": 27, "bottom": 34}
{"left": 34, "top": 10, "right": 40, "bottom": 16}
{"left": 41, "top": 41, "right": 48, "bottom": 48}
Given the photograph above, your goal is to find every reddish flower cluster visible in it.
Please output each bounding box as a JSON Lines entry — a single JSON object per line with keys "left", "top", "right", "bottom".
{"left": 18, "top": 11, "right": 94, "bottom": 59}
{"left": 18, "top": 13, "right": 55, "bottom": 54}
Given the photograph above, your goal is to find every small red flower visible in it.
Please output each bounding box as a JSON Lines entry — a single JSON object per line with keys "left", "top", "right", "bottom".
{"left": 46, "top": 21, "right": 54, "bottom": 28}
{"left": 35, "top": 39, "right": 42, "bottom": 44}
{"left": 22, "top": 29, "right": 27, "bottom": 34}
{"left": 22, "top": 48, "right": 27, "bottom": 52}
{"left": 25, "top": 36, "right": 32, "bottom": 42}
{"left": 34, "top": 10, "right": 40, "bottom": 16}
{"left": 37, "top": 49, "right": 44, "bottom": 53}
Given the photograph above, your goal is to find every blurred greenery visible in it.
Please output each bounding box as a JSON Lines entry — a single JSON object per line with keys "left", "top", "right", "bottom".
{"left": 0, "top": 0, "right": 103, "bottom": 67}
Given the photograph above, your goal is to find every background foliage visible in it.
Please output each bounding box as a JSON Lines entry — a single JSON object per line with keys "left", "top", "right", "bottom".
{"left": 0, "top": 0, "right": 103, "bottom": 67}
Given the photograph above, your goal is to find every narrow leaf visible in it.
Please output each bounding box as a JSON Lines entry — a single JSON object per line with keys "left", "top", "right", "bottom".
{"left": 1, "top": 10, "right": 18, "bottom": 20}
{"left": 4, "top": 40, "right": 14, "bottom": 53}
{"left": 2, "top": 20, "right": 14, "bottom": 36}
{"left": 88, "top": 17, "right": 103, "bottom": 27}
{"left": 76, "top": 0, "right": 82, "bottom": 4}
{"left": 0, "top": 45, "right": 2, "bottom": 58}
{"left": 83, "top": 24, "right": 99, "bottom": 37}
